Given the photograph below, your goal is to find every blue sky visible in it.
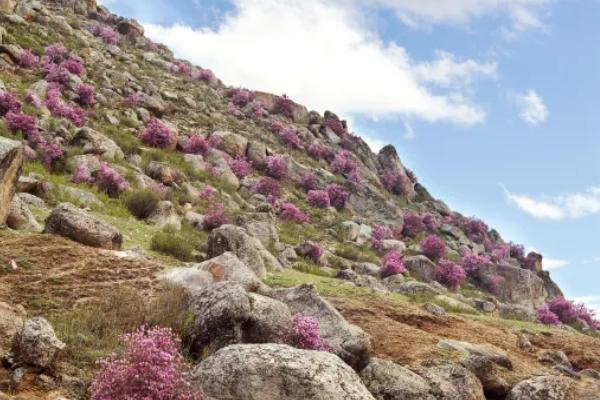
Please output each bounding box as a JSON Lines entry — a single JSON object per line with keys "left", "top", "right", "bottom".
{"left": 100, "top": 0, "right": 600, "bottom": 310}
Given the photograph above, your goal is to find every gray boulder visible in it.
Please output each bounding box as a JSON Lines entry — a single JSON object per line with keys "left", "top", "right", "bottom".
{"left": 506, "top": 376, "right": 572, "bottom": 400}
{"left": 360, "top": 358, "right": 434, "bottom": 400}
{"left": 271, "top": 284, "right": 372, "bottom": 370}
{"left": 211, "top": 130, "right": 248, "bottom": 158}
{"left": 0, "top": 302, "right": 25, "bottom": 358}
{"left": 145, "top": 200, "right": 181, "bottom": 229}
{"left": 437, "top": 339, "right": 512, "bottom": 369}
{"left": 478, "top": 264, "right": 544, "bottom": 306}
{"left": 0, "top": 137, "right": 23, "bottom": 226}
{"left": 208, "top": 224, "right": 282, "bottom": 278}
{"left": 16, "top": 317, "right": 65, "bottom": 369}
{"left": 6, "top": 195, "right": 42, "bottom": 231}
{"left": 192, "top": 343, "right": 375, "bottom": 400}
{"left": 69, "top": 127, "right": 124, "bottom": 161}
{"left": 416, "top": 364, "right": 485, "bottom": 400}
{"left": 340, "top": 221, "right": 360, "bottom": 242}
{"left": 404, "top": 255, "right": 437, "bottom": 282}
{"left": 337, "top": 269, "right": 388, "bottom": 293}
{"left": 353, "top": 262, "right": 381, "bottom": 277}
{"left": 44, "top": 203, "right": 122, "bottom": 250}
{"left": 386, "top": 281, "right": 444, "bottom": 297}
{"left": 460, "top": 355, "right": 510, "bottom": 397}
{"left": 377, "top": 145, "right": 415, "bottom": 200}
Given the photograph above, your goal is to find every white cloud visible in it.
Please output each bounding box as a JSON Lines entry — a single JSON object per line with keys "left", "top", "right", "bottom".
{"left": 572, "top": 296, "right": 600, "bottom": 313}
{"left": 144, "top": 0, "right": 496, "bottom": 125}
{"left": 402, "top": 121, "right": 416, "bottom": 140}
{"left": 543, "top": 257, "right": 569, "bottom": 270}
{"left": 504, "top": 186, "right": 600, "bottom": 220}
{"left": 513, "top": 89, "right": 548, "bottom": 125}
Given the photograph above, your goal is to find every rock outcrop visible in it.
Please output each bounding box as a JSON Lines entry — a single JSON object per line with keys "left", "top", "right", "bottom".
{"left": 0, "top": 137, "right": 23, "bottom": 226}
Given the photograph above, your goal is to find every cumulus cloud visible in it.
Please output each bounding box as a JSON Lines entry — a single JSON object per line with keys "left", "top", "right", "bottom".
{"left": 504, "top": 186, "right": 600, "bottom": 220}
{"left": 513, "top": 89, "right": 549, "bottom": 125}
{"left": 144, "top": 0, "right": 496, "bottom": 126}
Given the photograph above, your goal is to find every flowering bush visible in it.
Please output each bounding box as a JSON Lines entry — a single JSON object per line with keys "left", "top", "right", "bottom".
{"left": 228, "top": 88, "right": 254, "bottom": 107}
{"left": 75, "top": 83, "right": 96, "bottom": 107}
{"left": 62, "top": 58, "right": 86, "bottom": 77}
{"left": 4, "top": 111, "right": 38, "bottom": 141}
{"left": 0, "top": 92, "right": 21, "bottom": 116}
{"left": 96, "top": 162, "right": 129, "bottom": 197}
{"left": 308, "top": 243, "right": 324, "bottom": 264}
{"left": 45, "top": 86, "right": 86, "bottom": 127}
{"left": 460, "top": 249, "right": 489, "bottom": 278}
{"left": 380, "top": 168, "right": 406, "bottom": 196}
{"left": 199, "top": 69, "right": 215, "bottom": 82}
{"left": 326, "top": 183, "right": 348, "bottom": 210}
{"left": 251, "top": 101, "right": 268, "bottom": 118}
{"left": 420, "top": 234, "right": 446, "bottom": 261}
{"left": 44, "top": 44, "right": 68, "bottom": 63}
{"left": 273, "top": 94, "right": 295, "bottom": 118}
{"left": 322, "top": 116, "right": 346, "bottom": 137}
{"left": 92, "top": 23, "right": 120, "bottom": 45}
{"left": 183, "top": 134, "right": 209, "bottom": 155}
{"left": 229, "top": 156, "right": 251, "bottom": 178}
{"left": 270, "top": 121, "right": 284, "bottom": 134}
{"left": 279, "top": 128, "right": 301, "bottom": 149}
{"left": 291, "top": 315, "right": 329, "bottom": 351}
{"left": 402, "top": 212, "right": 425, "bottom": 238}
{"left": 465, "top": 218, "right": 488, "bottom": 243}
{"left": 509, "top": 242, "right": 525, "bottom": 261}
{"left": 89, "top": 326, "right": 203, "bottom": 400}
{"left": 483, "top": 274, "right": 505, "bottom": 295}
{"left": 25, "top": 91, "right": 42, "bottom": 108}
{"left": 71, "top": 164, "right": 92, "bottom": 184}
{"left": 198, "top": 185, "right": 215, "bottom": 201}
{"left": 265, "top": 154, "right": 288, "bottom": 179}
{"left": 19, "top": 49, "right": 39, "bottom": 68}
{"left": 536, "top": 305, "right": 561, "bottom": 325}
{"left": 405, "top": 169, "right": 418, "bottom": 185}
{"left": 279, "top": 202, "right": 309, "bottom": 224}
{"left": 435, "top": 260, "right": 466, "bottom": 291}
{"left": 254, "top": 177, "right": 281, "bottom": 200}
{"left": 381, "top": 250, "right": 406, "bottom": 277}
{"left": 544, "top": 296, "right": 600, "bottom": 328}
{"left": 227, "top": 102, "right": 242, "bottom": 118}
{"left": 485, "top": 240, "right": 510, "bottom": 262}
{"left": 307, "top": 143, "right": 335, "bottom": 161}
{"left": 140, "top": 118, "right": 176, "bottom": 149}
{"left": 296, "top": 171, "right": 319, "bottom": 192}
{"left": 42, "top": 61, "right": 70, "bottom": 85}
{"left": 37, "top": 138, "right": 64, "bottom": 168}
{"left": 330, "top": 150, "right": 358, "bottom": 176}
{"left": 422, "top": 212, "right": 440, "bottom": 232}
{"left": 203, "top": 203, "right": 228, "bottom": 230}
{"left": 173, "top": 61, "right": 192, "bottom": 77}
{"left": 523, "top": 253, "right": 539, "bottom": 270}
{"left": 123, "top": 92, "right": 140, "bottom": 108}
{"left": 371, "top": 224, "right": 392, "bottom": 251}
{"left": 306, "top": 190, "right": 330, "bottom": 209}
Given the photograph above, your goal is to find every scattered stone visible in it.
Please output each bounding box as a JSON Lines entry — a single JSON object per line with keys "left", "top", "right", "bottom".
{"left": 69, "top": 127, "right": 124, "bottom": 161}
{"left": 423, "top": 302, "right": 446, "bottom": 316}
{"left": 404, "top": 255, "right": 437, "bottom": 282}
{"left": 415, "top": 364, "right": 485, "bottom": 400}
{"left": 6, "top": 195, "right": 42, "bottom": 231}
{"left": 460, "top": 355, "right": 510, "bottom": 397}
{"left": 538, "top": 349, "right": 572, "bottom": 369}
{"left": 360, "top": 358, "right": 434, "bottom": 400}
{"left": 145, "top": 200, "right": 181, "bottom": 229}
{"left": 437, "top": 340, "right": 513, "bottom": 369}
{"left": 506, "top": 375, "right": 572, "bottom": 400}
{"left": 16, "top": 317, "right": 65, "bottom": 370}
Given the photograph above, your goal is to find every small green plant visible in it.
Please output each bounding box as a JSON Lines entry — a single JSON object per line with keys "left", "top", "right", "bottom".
{"left": 150, "top": 225, "right": 206, "bottom": 261}
{"left": 123, "top": 189, "right": 160, "bottom": 219}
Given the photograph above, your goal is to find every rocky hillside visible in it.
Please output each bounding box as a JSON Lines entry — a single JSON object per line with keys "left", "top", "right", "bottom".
{"left": 0, "top": 0, "right": 599, "bottom": 399}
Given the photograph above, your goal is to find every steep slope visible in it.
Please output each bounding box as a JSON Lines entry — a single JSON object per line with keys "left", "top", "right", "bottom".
{"left": 0, "top": 0, "right": 599, "bottom": 399}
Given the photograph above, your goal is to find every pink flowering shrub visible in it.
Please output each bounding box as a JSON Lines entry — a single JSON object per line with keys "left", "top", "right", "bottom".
{"left": 251, "top": 101, "right": 268, "bottom": 118}
{"left": 322, "top": 116, "right": 346, "bottom": 137}
{"left": 371, "top": 224, "right": 392, "bottom": 251}
{"left": 270, "top": 121, "right": 284, "bottom": 134}
{"left": 96, "top": 162, "right": 129, "bottom": 197}
{"left": 45, "top": 86, "right": 87, "bottom": 127}
{"left": 19, "top": 49, "right": 39, "bottom": 68}
{"left": 229, "top": 157, "right": 251, "bottom": 178}
{"left": 199, "top": 69, "right": 215, "bottom": 82}
{"left": 405, "top": 169, "right": 418, "bottom": 185}
{"left": 0, "top": 92, "right": 21, "bottom": 116}
{"left": 123, "top": 92, "right": 140, "bottom": 108}
{"left": 326, "top": 183, "right": 349, "bottom": 210}
{"left": 296, "top": 171, "right": 320, "bottom": 192}
{"left": 422, "top": 212, "right": 440, "bottom": 232}
{"left": 89, "top": 326, "right": 203, "bottom": 400}
{"left": 227, "top": 102, "right": 242, "bottom": 119}
{"left": 309, "top": 243, "right": 324, "bottom": 264}
{"left": 273, "top": 94, "right": 295, "bottom": 118}
{"left": 265, "top": 154, "right": 288, "bottom": 179}
{"left": 381, "top": 250, "right": 406, "bottom": 278}
{"left": 75, "top": 83, "right": 96, "bottom": 107}
{"left": 183, "top": 135, "right": 209, "bottom": 155}
{"left": 4, "top": 111, "right": 38, "bottom": 141}
{"left": 203, "top": 203, "right": 228, "bottom": 230}
{"left": 536, "top": 305, "right": 561, "bottom": 325}
{"left": 42, "top": 62, "right": 70, "bottom": 85}
{"left": 173, "top": 61, "right": 192, "bottom": 77}
{"left": 279, "top": 128, "right": 301, "bottom": 149}
{"left": 307, "top": 143, "right": 335, "bottom": 161}
{"left": 44, "top": 44, "right": 68, "bottom": 63}
{"left": 543, "top": 297, "right": 600, "bottom": 328}
{"left": 330, "top": 150, "right": 358, "bottom": 176}
{"left": 228, "top": 88, "right": 255, "bottom": 107}
{"left": 465, "top": 218, "right": 488, "bottom": 243}
{"left": 91, "top": 23, "right": 120, "bottom": 45}
{"left": 37, "top": 138, "right": 64, "bottom": 168}
{"left": 140, "top": 118, "right": 176, "bottom": 149}
{"left": 402, "top": 212, "right": 425, "bottom": 238}
{"left": 306, "top": 190, "right": 330, "bottom": 209}
{"left": 380, "top": 168, "right": 407, "bottom": 196}
{"left": 485, "top": 240, "right": 510, "bottom": 262}
{"left": 459, "top": 248, "right": 489, "bottom": 278}
{"left": 420, "top": 235, "right": 446, "bottom": 261}
{"left": 509, "top": 242, "right": 525, "bottom": 261}
{"left": 199, "top": 185, "right": 215, "bottom": 201}
{"left": 254, "top": 177, "right": 281, "bottom": 200}
{"left": 279, "top": 202, "right": 309, "bottom": 224}
{"left": 435, "top": 259, "right": 466, "bottom": 291}
{"left": 71, "top": 164, "right": 92, "bottom": 184}
{"left": 25, "top": 92, "right": 42, "bottom": 108}
{"left": 61, "top": 58, "right": 86, "bottom": 77}
{"left": 483, "top": 274, "right": 505, "bottom": 295}
{"left": 290, "top": 315, "right": 330, "bottom": 351}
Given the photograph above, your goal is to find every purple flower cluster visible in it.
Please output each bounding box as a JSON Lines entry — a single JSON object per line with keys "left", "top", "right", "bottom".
{"left": 0, "top": 91, "right": 21, "bottom": 116}
{"left": 541, "top": 297, "right": 600, "bottom": 329}
{"left": 229, "top": 156, "right": 251, "bottom": 178}
{"left": 19, "top": 49, "right": 39, "bottom": 68}
{"left": 279, "top": 202, "right": 309, "bottom": 224}
{"left": 330, "top": 150, "right": 358, "bottom": 176}
{"left": 535, "top": 305, "right": 561, "bottom": 325}
{"left": 296, "top": 171, "right": 319, "bottom": 192}
{"left": 464, "top": 218, "right": 488, "bottom": 243}
{"left": 183, "top": 134, "right": 209, "bottom": 155}
{"left": 37, "top": 139, "right": 64, "bottom": 167}
{"left": 91, "top": 23, "right": 120, "bottom": 45}
{"left": 307, "top": 143, "right": 335, "bottom": 161}
{"left": 380, "top": 168, "right": 407, "bottom": 196}
{"left": 484, "top": 240, "right": 510, "bottom": 262}
{"left": 265, "top": 154, "right": 288, "bottom": 179}
{"left": 422, "top": 212, "right": 440, "bottom": 232}
{"left": 291, "top": 315, "right": 330, "bottom": 351}
{"left": 483, "top": 274, "right": 505, "bottom": 295}
{"left": 326, "top": 183, "right": 349, "bottom": 210}
{"left": 173, "top": 61, "right": 192, "bottom": 77}
{"left": 251, "top": 101, "right": 268, "bottom": 118}
{"left": 402, "top": 212, "right": 426, "bottom": 238}
{"left": 198, "top": 69, "right": 215, "bottom": 83}
{"left": 420, "top": 234, "right": 446, "bottom": 261}
{"left": 459, "top": 247, "right": 489, "bottom": 278}
{"left": 270, "top": 121, "right": 284, "bottom": 134}
{"left": 203, "top": 203, "right": 228, "bottom": 230}
{"left": 44, "top": 44, "right": 68, "bottom": 63}
{"left": 4, "top": 111, "right": 39, "bottom": 141}
{"left": 140, "top": 118, "right": 176, "bottom": 149}
{"left": 279, "top": 128, "right": 301, "bottom": 149}
{"left": 435, "top": 259, "right": 466, "bottom": 291}
{"left": 254, "top": 177, "right": 281, "bottom": 200}
{"left": 273, "top": 94, "right": 295, "bottom": 118}
{"left": 509, "top": 242, "right": 525, "bottom": 261}
{"left": 96, "top": 162, "right": 129, "bottom": 197}
{"left": 71, "top": 163, "right": 92, "bottom": 184}
{"left": 123, "top": 92, "right": 140, "bottom": 108}
{"left": 228, "top": 102, "right": 243, "bottom": 119}
{"left": 371, "top": 224, "right": 392, "bottom": 251}
{"left": 45, "top": 86, "right": 87, "bottom": 127}
{"left": 75, "top": 83, "right": 96, "bottom": 107}
{"left": 381, "top": 250, "right": 406, "bottom": 277}
{"left": 322, "top": 116, "right": 346, "bottom": 137}
{"left": 89, "top": 326, "right": 204, "bottom": 400}
{"left": 228, "top": 88, "right": 255, "bottom": 107}
{"left": 199, "top": 185, "right": 215, "bottom": 201}
{"left": 306, "top": 190, "right": 330, "bottom": 209}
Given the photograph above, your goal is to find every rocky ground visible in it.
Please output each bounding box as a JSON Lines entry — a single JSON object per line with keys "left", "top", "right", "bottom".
{"left": 0, "top": 0, "right": 599, "bottom": 399}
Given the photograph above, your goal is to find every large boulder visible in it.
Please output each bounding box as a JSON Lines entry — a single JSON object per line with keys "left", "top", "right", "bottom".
{"left": 6, "top": 195, "right": 42, "bottom": 231}
{"left": 254, "top": 92, "right": 310, "bottom": 124}
{"left": 0, "top": 137, "right": 23, "bottom": 226}
{"left": 506, "top": 376, "right": 572, "bottom": 400}
{"left": 271, "top": 284, "right": 372, "bottom": 370}
{"left": 69, "top": 127, "right": 124, "bottom": 161}
{"left": 0, "top": 302, "right": 25, "bottom": 358}
{"left": 360, "top": 358, "right": 435, "bottom": 400}
{"left": 437, "top": 340, "right": 512, "bottom": 369}
{"left": 460, "top": 355, "right": 510, "bottom": 397}
{"left": 211, "top": 130, "right": 248, "bottom": 158}
{"left": 192, "top": 343, "right": 376, "bottom": 400}
{"left": 377, "top": 145, "right": 415, "bottom": 200}
{"left": 404, "top": 255, "right": 437, "bottom": 282}
{"left": 16, "top": 317, "right": 65, "bottom": 369}
{"left": 44, "top": 203, "right": 122, "bottom": 250}
{"left": 478, "top": 264, "right": 544, "bottom": 306}
{"left": 208, "top": 224, "right": 282, "bottom": 279}
{"left": 161, "top": 252, "right": 266, "bottom": 292}
{"left": 415, "top": 364, "right": 485, "bottom": 400}
{"left": 186, "top": 282, "right": 292, "bottom": 356}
